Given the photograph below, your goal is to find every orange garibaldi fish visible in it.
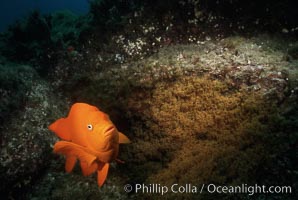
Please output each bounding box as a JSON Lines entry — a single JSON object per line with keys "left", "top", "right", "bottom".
{"left": 49, "top": 103, "right": 130, "bottom": 187}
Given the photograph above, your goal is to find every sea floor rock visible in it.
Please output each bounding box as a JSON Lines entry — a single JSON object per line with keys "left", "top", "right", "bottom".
{"left": 0, "top": 64, "right": 67, "bottom": 198}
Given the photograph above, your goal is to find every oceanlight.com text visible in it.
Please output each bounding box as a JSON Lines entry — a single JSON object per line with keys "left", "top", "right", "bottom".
{"left": 123, "top": 183, "right": 292, "bottom": 196}
{"left": 206, "top": 184, "right": 292, "bottom": 196}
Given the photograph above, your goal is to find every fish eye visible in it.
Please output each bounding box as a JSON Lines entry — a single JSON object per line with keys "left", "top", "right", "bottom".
{"left": 87, "top": 124, "right": 93, "bottom": 131}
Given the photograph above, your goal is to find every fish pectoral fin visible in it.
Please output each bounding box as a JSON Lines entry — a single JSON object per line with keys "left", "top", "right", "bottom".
{"left": 53, "top": 141, "right": 73, "bottom": 154}
{"left": 65, "top": 155, "right": 77, "bottom": 173}
{"left": 54, "top": 141, "right": 96, "bottom": 166}
{"left": 118, "top": 132, "right": 131, "bottom": 144}
{"left": 97, "top": 163, "right": 109, "bottom": 187}
{"left": 49, "top": 118, "right": 71, "bottom": 140}
{"left": 80, "top": 161, "right": 98, "bottom": 176}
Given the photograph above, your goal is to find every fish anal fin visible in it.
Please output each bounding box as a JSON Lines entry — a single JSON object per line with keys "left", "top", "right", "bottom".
{"left": 49, "top": 118, "right": 71, "bottom": 140}
{"left": 97, "top": 163, "right": 109, "bottom": 187}
{"left": 118, "top": 132, "right": 131, "bottom": 144}
{"left": 65, "top": 155, "right": 77, "bottom": 173}
{"left": 80, "top": 161, "right": 98, "bottom": 176}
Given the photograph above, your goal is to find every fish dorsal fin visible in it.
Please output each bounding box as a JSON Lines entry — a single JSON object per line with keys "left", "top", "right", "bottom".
{"left": 80, "top": 161, "right": 98, "bottom": 176}
{"left": 49, "top": 118, "right": 71, "bottom": 141}
{"left": 118, "top": 132, "right": 131, "bottom": 144}
{"left": 54, "top": 141, "right": 96, "bottom": 166}
{"left": 97, "top": 163, "right": 110, "bottom": 187}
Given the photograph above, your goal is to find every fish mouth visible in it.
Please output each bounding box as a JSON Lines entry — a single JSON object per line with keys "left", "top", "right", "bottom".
{"left": 104, "top": 125, "right": 116, "bottom": 136}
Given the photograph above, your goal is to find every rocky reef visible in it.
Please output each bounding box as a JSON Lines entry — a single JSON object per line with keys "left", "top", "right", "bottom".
{"left": 0, "top": 0, "right": 297, "bottom": 199}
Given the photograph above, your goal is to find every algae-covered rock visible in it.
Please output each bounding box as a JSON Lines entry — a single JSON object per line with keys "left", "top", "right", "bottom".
{"left": 0, "top": 64, "right": 35, "bottom": 123}
{"left": 0, "top": 64, "right": 66, "bottom": 198}
{"left": 28, "top": 168, "right": 129, "bottom": 200}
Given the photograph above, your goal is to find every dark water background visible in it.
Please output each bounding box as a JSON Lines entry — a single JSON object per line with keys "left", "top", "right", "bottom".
{"left": 0, "top": 0, "right": 89, "bottom": 32}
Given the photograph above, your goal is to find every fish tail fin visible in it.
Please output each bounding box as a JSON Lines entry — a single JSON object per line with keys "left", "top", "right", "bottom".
{"left": 49, "top": 118, "right": 71, "bottom": 140}
{"left": 118, "top": 132, "right": 131, "bottom": 144}
{"left": 97, "top": 163, "right": 109, "bottom": 187}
